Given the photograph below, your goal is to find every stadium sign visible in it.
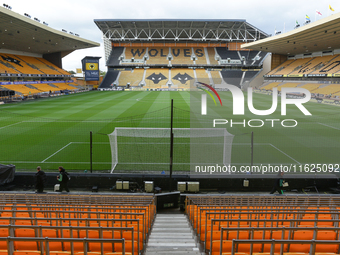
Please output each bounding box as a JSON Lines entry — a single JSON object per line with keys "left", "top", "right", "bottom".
{"left": 81, "top": 56, "right": 101, "bottom": 81}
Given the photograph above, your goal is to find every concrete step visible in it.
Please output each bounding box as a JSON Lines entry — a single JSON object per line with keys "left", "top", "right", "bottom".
{"left": 145, "top": 213, "right": 200, "bottom": 255}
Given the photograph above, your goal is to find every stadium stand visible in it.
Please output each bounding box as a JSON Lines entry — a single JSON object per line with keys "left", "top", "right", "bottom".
{"left": 192, "top": 48, "right": 207, "bottom": 65}
{"left": 243, "top": 71, "right": 259, "bottom": 84}
{"left": 221, "top": 70, "right": 243, "bottom": 87}
{"left": 266, "top": 54, "right": 340, "bottom": 77}
{"left": 125, "top": 47, "right": 147, "bottom": 59}
{"left": 250, "top": 51, "right": 267, "bottom": 66}
{"left": 0, "top": 54, "right": 43, "bottom": 75}
{"left": 276, "top": 82, "right": 301, "bottom": 91}
{"left": 170, "top": 48, "right": 194, "bottom": 65}
{"left": 309, "top": 55, "right": 340, "bottom": 75}
{"left": 210, "top": 71, "right": 223, "bottom": 85}
{"left": 1, "top": 84, "right": 41, "bottom": 96}
{"left": 98, "top": 44, "right": 266, "bottom": 90}
{"left": 216, "top": 48, "right": 240, "bottom": 60}
{"left": 118, "top": 69, "right": 145, "bottom": 86}
{"left": 146, "top": 47, "right": 170, "bottom": 65}
{"left": 312, "top": 84, "right": 340, "bottom": 96}
{"left": 0, "top": 54, "right": 69, "bottom": 76}
{"left": 0, "top": 193, "right": 156, "bottom": 255}
{"left": 266, "top": 59, "right": 296, "bottom": 76}
{"left": 261, "top": 82, "right": 281, "bottom": 90}
{"left": 195, "top": 69, "right": 210, "bottom": 83}
{"left": 171, "top": 68, "right": 195, "bottom": 87}
{"left": 107, "top": 47, "right": 125, "bottom": 66}
{"left": 100, "top": 69, "right": 120, "bottom": 88}
{"left": 206, "top": 48, "right": 219, "bottom": 65}
{"left": 299, "top": 83, "right": 322, "bottom": 93}
{"left": 144, "top": 68, "right": 169, "bottom": 88}
{"left": 186, "top": 195, "right": 340, "bottom": 255}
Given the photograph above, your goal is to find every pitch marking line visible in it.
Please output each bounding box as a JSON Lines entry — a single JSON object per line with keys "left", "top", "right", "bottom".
{"left": 41, "top": 142, "right": 110, "bottom": 163}
{"left": 318, "top": 122, "right": 340, "bottom": 131}
{"left": 0, "top": 121, "right": 23, "bottom": 130}
{"left": 41, "top": 142, "right": 72, "bottom": 163}
{"left": 269, "top": 143, "right": 301, "bottom": 164}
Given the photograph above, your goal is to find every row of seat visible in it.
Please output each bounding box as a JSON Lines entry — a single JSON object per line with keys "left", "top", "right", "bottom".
{"left": 0, "top": 53, "right": 70, "bottom": 76}
{"left": 0, "top": 83, "right": 80, "bottom": 97}
{"left": 120, "top": 47, "right": 262, "bottom": 66}
{"left": 260, "top": 82, "right": 340, "bottom": 97}
{"left": 267, "top": 54, "right": 340, "bottom": 76}
{"left": 0, "top": 193, "right": 156, "bottom": 255}
{"left": 0, "top": 236, "right": 129, "bottom": 255}
{"left": 185, "top": 195, "right": 340, "bottom": 255}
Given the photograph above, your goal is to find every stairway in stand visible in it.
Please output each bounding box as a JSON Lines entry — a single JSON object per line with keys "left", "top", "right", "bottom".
{"left": 145, "top": 214, "right": 202, "bottom": 254}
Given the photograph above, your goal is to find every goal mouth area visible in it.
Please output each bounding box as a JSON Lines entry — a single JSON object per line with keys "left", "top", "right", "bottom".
{"left": 108, "top": 128, "right": 234, "bottom": 174}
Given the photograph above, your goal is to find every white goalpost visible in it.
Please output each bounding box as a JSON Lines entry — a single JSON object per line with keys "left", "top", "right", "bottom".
{"left": 108, "top": 127, "right": 234, "bottom": 173}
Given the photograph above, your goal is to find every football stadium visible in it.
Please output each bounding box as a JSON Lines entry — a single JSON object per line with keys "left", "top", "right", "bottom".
{"left": 1, "top": 3, "right": 340, "bottom": 255}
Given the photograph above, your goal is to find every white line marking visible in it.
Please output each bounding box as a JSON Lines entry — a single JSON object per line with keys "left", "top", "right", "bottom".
{"left": 0, "top": 121, "right": 23, "bottom": 130}
{"left": 41, "top": 142, "right": 72, "bottom": 163}
{"left": 318, "top": 122, "right": 340, "bottom": 131}
{"left": 270, "top": 143, "right": 300, "bottom": 164}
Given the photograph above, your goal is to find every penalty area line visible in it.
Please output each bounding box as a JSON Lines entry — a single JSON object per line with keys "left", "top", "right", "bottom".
{"left": 41, "top": 142, "right": 72, "bottom": 163}
{"left": 270, "top": 143, "right": 300, "bottom": 164}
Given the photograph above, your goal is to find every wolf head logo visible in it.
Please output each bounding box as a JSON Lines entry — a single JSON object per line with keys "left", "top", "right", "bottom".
{"left": 146, "top": 73, "right": 167, "bottom": 84}
{"left": 172, "top": 73, "right": 193, "bottom": 84}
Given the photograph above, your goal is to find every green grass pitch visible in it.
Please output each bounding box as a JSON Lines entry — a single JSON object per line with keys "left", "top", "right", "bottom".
{"left": 0, "top": 90, "right": 339, "bottom": 174}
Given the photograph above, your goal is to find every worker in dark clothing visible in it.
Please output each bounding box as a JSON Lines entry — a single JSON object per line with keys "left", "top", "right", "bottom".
{"left": 57, "top": 166, "right": 70, "bottom": 192}
{"left": 270, "top": 171, "right": 284, "bottom": 194}
{"left": 35, "top": 166, "right": 47, "bottom": 193}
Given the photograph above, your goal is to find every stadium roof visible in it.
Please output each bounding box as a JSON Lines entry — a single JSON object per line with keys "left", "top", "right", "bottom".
{"left": 242, "top": 12, "right": 340, "bottom": 55}
{"left": 0, "top": 6, "right": 100, "bottom": 57}
{"left": 94, "top": 19, "right": 268, "bottom": 43}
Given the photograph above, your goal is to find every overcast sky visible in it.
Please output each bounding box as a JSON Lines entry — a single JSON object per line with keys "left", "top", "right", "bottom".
{"left": 5, "top": 0, "right": 339, "bottom": 72}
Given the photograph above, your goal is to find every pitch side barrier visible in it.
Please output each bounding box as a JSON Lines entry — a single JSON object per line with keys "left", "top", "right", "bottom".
{"left": 0, "top": 207, "right": 151, "bottom": 233}
{"left": 0, "top": 225, "right": 135, "bottom": 255}
{"left": 0, "top": 217, "right": 143, "bottom": 253}
{"left": 207, "top": 218, "right": 340, "bottom": 253}
{"left": 0, "top": 236, "right": 127, "bottom": 255}
{"left": 218, "top": 226, "right": 340, "bottom": 255}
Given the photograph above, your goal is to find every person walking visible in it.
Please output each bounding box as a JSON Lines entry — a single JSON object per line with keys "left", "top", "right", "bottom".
{"left": 57, "top": 166, "right": 70, "bottom": 192}
{"left": 270, "top": 171, "right": 284, "bottom": 194}
{"left": 35, "top": 166, "right": 47, "bottom": 193}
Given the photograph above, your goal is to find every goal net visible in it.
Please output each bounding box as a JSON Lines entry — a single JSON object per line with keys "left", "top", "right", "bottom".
{"left": 108, "top": 128, "right": 234, "bottom": 173}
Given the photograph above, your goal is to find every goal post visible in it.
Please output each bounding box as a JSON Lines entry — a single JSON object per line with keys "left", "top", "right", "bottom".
{"left": 108, "top": 127, "right": 234, "bottom": 173}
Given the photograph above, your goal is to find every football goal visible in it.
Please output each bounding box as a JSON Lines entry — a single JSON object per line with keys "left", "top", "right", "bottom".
{"left": 108, "top": 127, "right": 234, "bottom": 173}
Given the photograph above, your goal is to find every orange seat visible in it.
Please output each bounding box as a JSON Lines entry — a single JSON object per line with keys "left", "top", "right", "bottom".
{"left": 0, "top": 229, "right": 9, "bottom": 238}
{"left": 211, "top": 240, "right": 232, "bottom": 255}
{"left": 13, "top": 252, "right": 41, "bottom": 255}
